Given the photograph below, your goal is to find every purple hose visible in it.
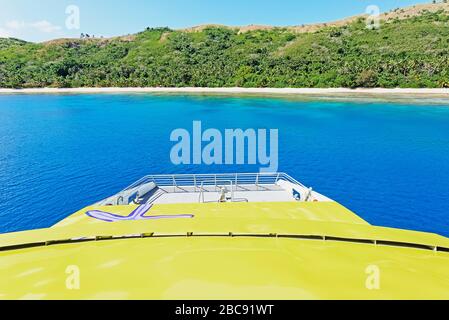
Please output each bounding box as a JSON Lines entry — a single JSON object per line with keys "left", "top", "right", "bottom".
{"left": 86, "top": 203, "right": 194, "bottom": 222}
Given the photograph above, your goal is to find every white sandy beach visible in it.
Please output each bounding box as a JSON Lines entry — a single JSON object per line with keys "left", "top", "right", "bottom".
{"left": 0, "top": 87, "right": 448, "bottom": 95}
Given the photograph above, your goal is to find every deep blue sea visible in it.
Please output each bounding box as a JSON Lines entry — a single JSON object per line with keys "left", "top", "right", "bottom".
{"left": 0, "top": 94, "right": 448, "bottom": 237}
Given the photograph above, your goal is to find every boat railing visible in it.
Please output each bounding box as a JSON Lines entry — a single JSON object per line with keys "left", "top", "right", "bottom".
{"left": 96, "top": 173, "right": 309, "bottom": 206}
{"left": 121, "top": 172, "right": 306, "bottom": 193}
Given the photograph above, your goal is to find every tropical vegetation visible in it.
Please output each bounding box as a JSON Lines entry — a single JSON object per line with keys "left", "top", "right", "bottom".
{"left": 0, "top": 9, "right": 448, "bottom": 88}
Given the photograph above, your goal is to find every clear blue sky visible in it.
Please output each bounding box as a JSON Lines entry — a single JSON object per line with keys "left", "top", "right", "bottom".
{"left": 0, "top": 0, "right": 426, "bottom": 42}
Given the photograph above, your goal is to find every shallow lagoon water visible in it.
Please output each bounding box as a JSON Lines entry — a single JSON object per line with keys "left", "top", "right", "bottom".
{"left": 0, "top": 93, "right": 448, "bottom": 236}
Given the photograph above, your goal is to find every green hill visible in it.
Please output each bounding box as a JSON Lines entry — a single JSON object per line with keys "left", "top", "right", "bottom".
{"left": 0, "top": 7, "right": 448, "bottom": 89}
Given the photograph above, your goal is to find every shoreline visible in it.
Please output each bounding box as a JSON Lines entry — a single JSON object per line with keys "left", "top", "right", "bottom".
{"left": 0, "top": 87, "right": 449, "bottom": 96}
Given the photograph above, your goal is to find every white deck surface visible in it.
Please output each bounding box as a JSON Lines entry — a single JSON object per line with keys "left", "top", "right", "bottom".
{"left": 153, "top": 190, "right": 297, "bottom": 204}
{"left": 145, "top": 184, "right": 331, "bottom": 204}
{"left": 97, "top": 175, "right": 334, "bottom": 206}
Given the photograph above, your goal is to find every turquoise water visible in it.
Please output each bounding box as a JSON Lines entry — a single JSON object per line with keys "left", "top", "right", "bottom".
{"left": 0, "top": 94, "right": 448, "bottom": 236}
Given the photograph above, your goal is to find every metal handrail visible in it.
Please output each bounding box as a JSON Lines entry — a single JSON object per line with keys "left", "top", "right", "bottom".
{"left": 122, "top": 173, "right": 306, "bottom": 193}
{"left": 97, "top": 173, "right": 307, "bottom": 206}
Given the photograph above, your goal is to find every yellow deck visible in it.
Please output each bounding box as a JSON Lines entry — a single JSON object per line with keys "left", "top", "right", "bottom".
{"left": 1, "top": 202, "right": 449, "bottom": 300}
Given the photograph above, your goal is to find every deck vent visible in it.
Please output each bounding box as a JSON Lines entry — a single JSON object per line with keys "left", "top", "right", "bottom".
{"left": 375, "top": 240, "right": 435, "bottom": 251}
{"left": 1, "top": 233, "right": 449, "bottom": 255}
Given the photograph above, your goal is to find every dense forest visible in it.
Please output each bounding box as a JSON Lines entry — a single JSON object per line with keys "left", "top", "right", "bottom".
{"left": 0, "top": 9, "right": 448, "bottom": 88}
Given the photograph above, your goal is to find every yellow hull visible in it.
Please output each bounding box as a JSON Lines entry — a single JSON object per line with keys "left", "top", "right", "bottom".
{"left": 1, "top": 201, "right": 448, "bottom": 299}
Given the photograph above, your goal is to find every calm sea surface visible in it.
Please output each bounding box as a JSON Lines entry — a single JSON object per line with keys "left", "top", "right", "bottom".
{"left": 0, "top": 94, "right": 448, "bottom": 236}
